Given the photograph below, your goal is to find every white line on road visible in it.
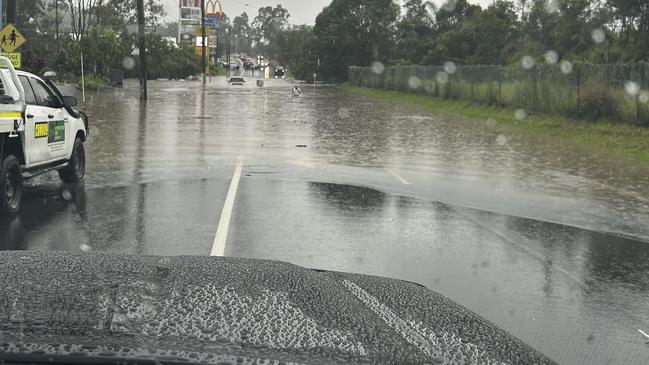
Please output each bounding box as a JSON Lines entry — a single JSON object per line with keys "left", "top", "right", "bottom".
{"left": 211, "top": 156, "right": 244, "bottom": 257}
{"left": 387, "top": 169, "right": 411, "bottom": 185}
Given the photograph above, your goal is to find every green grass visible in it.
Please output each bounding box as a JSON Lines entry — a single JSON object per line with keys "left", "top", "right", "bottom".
{"left": 339, "top": 84, "right": 649, "bottom": 166}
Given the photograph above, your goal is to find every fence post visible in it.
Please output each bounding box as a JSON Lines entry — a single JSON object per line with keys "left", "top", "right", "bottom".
{"left": 575, "top": 65, "right": 581, "bottom": 116}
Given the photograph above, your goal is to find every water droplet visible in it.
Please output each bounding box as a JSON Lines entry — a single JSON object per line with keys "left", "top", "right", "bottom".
{"left": 639, "top": 91, "right": 649, "bottom": 104}
{"left": 560, "top": 60, "right": 573, "bottom": 74}
{"left": 496, "top": 135, "right": 508, "bottom": 146}
{"left": 544, "top": 50, "right": 558, "bottom": 64}
{"left": 545, "top": 0, "right": 559, "bottom": 13}
{"left": 436, "top": 71, "right": 448, "bottom": 84}
{"left": 122, "top": 57, "right": 136, "bottom": 70}
{"left": 486, "top": 118, "right": 496, "bottom": 128}
{"left": 441, "top": 0, "right": 457, "bottom": 12}
{"left": 443, "top": 61, "right": 457, "bottom": 74}
{"left": 591, "top": 28, "right": 605, "bottom": 44}
{"left": 61, "top": 190, "right": 72, "bottom": 201}
{"left": 625, "top": 81, "right": 640, "bottom": 97}
{"left": 514, "top": 109, "right": 526, "bottom": 120}
{"left": 337, "top": 107, "right": 350, "bottom": 119}
{"left": 407, "top": 76, "right": 421, "bottom": 89}
{"left": 79, "top": 244, "right": 91, "bottom": 252}
{"left": 586, "top": 333, "right": 596, "bottom": 343}
{"left": 521, "top": 56, "right": 535, "bottom": 69}
{"left": 371, "top": 61, "right": 385, "bottom": 75}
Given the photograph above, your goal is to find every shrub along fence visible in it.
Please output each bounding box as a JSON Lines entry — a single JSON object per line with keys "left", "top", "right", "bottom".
{"left": 348, "top": 63, "right": 649, "bottom": 125}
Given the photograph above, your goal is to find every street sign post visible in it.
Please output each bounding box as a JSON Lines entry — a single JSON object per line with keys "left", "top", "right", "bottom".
{"left": 0, "top": 52, "right": 20, "bottom": 68}
{"left": 0, "top": 24, "right": 26, "bottom": 53}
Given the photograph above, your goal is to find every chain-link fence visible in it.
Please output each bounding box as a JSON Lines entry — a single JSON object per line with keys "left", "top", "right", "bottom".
{"left": 348, "top": 63, "right": 649, "bottom": 125}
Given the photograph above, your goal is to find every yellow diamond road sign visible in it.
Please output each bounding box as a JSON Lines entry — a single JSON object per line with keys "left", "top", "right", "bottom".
{"left": 0, "top": 24, "right": 26, "bottom": 53}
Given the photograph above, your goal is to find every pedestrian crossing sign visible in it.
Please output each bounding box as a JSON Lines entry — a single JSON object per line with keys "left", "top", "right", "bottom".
{"left": 0, "top": 24, "right": 26, "bottom": 53}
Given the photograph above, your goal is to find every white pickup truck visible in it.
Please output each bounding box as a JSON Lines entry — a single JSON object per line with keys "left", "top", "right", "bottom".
{"left": 0, "top": 56, "right": 88, "bottom": 215}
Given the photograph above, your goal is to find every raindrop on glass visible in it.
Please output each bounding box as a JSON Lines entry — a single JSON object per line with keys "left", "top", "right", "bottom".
{"left": 441, "top": 0, "right": 457, "bottom": 12}
{"left": 560, "top": 60, "right": 573, "bottom": 74}
{"left": 591, "top": 28, "right": 605, "bottom": 44}
{"left": 521, "top": 56, "right": 535, "bottom": 69}
{"left": 514, "top": 109, "right": 526, "bottom": 120}
{"left": 545, "top": 0, "right": 559, "bottom": 13}
{"left": 544, "top": 50, "right": 558, "bottom": 64}
{"left": 79, "top": 243, "right": 92, "bottom": 252}
{"left": 443, "top": 61, "right": 457, "bottom": 74}
{"left": 436, "top": 71, "right": 449, "bottom": 84}
{"left": 61, "top": 190, "right": 72, "bottom": 201}
{"left": 407, "top": 76, "right": 421, "bottom": 89}
{"left": 496, "top": 135, "right": 508, "bottom": 146}
{"left": 371, "top": 61, "right": 385, "bottom": 75}
{"left": 625, "top": 81, "right": 640, "bottom": 97}
{"left": 639, "top": 91, "right": 649, "bottom": 104}
{"left": 486, "top": 118, "right": 496, "bottom": 128}
{"left": 122, "top": 57, "right": 136, "bottom": 70}
{"left": 338, "top": 107, "right": 350, "bottom": 119}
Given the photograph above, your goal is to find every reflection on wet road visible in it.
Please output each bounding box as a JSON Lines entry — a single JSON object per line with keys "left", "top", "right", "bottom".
{"left": 1, "top": 78, "right": 649, "bottom": 364}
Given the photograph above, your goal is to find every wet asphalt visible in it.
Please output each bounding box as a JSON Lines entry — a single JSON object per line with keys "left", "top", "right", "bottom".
{"left": 1, "top": 76, "right": 649, "bottom": 364}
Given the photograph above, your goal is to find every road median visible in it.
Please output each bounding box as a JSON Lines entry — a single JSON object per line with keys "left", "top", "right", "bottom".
{"left": 339, "top": 83, "right": 649, "bottom": 167}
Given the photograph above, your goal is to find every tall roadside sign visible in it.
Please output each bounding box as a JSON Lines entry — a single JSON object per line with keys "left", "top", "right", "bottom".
{"left": 0, "top": 24, "right": 26, "bottom": 68}
{"left": 179, "top": 0, "right": 201, "bottom": 47}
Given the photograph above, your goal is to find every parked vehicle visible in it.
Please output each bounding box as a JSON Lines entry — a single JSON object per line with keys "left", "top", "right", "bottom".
{"left": 0, "top": 57, "right": 88, "bottom": 214}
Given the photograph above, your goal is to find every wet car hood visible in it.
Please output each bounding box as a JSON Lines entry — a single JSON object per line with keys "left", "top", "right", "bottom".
{"left": 0, "top": 251, "right": 555, "bottom": 364}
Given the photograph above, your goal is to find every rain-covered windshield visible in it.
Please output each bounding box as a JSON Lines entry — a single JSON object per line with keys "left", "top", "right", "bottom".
{"left": 0, "top": 1, "right": 648, "bottom": 364}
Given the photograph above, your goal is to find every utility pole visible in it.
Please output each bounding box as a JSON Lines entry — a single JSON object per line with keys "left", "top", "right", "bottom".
{"left": 79, "top": 4, "right": 86, "bottom": 102}
{"left": 201, "top": 0, "right": 206, "bottom": 85}
{"left": 227, "top": 28, "right": 231, "bottom": 79}
{"left": 5, "top": 0, "right": 17, "bottom": 26}
{"left": 136, "top": 0, "right": 147, "bottom": 100}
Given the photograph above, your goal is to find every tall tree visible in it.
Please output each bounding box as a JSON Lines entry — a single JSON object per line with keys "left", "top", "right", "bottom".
{"left": 233, "top": 12, "right": 252, "bottom": 54}
{"left": 314, "top": 0, "right": 399, "bottom": 81}
{"left": 252, "top": 5, "right": 289, "bottom": 52}
{"left": 395, "top": 0, "right": 435, "bottom": 64}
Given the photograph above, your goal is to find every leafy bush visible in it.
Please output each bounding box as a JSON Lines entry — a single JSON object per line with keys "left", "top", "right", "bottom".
{"left": 77, "top": 74, "right": 110, "bottom": 91}
{"left": 578, "top": 81, "right": 618, "bottom": 121}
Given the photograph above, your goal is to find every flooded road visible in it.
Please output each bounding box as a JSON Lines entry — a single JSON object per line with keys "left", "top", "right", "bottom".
{"left": 1, "top": 77, "right": 649, "bottom": 364}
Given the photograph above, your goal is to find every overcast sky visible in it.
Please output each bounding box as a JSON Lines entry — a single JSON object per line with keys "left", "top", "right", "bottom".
{"left": 162, "top": 0, "right": 495, "bottom": 25}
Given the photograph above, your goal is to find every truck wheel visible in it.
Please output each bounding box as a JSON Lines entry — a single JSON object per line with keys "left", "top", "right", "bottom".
{"left": 59, "top": 138, "right": 85, "bottom": 183}
{"left": 0, "top": 154, "right": 23, "bottom": 215}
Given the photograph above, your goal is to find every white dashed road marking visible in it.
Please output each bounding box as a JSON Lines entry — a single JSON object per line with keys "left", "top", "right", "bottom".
{"left": 387, "top": 169, "right": 411, "bottom": 185}
{"left": 211, "top": 156, "right": 244, "bottom": 257}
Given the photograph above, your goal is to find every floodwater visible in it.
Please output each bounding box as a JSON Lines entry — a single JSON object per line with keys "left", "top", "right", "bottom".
{"left": 1, "top": 77, "right": 649, "bottom": 364}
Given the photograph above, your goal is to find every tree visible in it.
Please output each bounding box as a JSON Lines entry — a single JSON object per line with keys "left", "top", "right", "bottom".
{"left": 395, "top": 0, "right": 435, "bottom": 64}
{"left": 270, "top": 25, "right": 316, "bottom": 81}
{"left": 314, "top": 0, "right": 400, "bottom": 81}
{"left": 233, "top": 13, "right": 252, "bottom": 54}
{"left": 94, "top": 0, "right": 165, "bottom": 30}
{"left": 252, "top": 5, "right": 289, "bottom": 52}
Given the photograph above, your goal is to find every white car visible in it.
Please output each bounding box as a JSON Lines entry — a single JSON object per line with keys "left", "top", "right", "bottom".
{"left": 0, "top": 57, "right": 88, "bottom": 214}
{"left": 228, "top": 77, "right": 246, "bottom": 86}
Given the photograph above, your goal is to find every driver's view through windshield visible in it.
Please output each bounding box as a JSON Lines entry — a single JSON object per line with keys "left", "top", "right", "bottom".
{"left": 0, "top": 1, "right": 648, "bottom": 364}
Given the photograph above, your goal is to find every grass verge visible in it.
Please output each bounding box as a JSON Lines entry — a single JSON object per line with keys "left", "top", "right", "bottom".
{"left": 339, "top": 84, "right": 649, "bottom": 166}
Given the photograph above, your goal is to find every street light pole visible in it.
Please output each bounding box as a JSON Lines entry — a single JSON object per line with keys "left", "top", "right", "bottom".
{"left": 136, "top": 0, "right": 147, "bottom": 100}
{"left": 200, "top": 0, "right": 206, "bottom": 85}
